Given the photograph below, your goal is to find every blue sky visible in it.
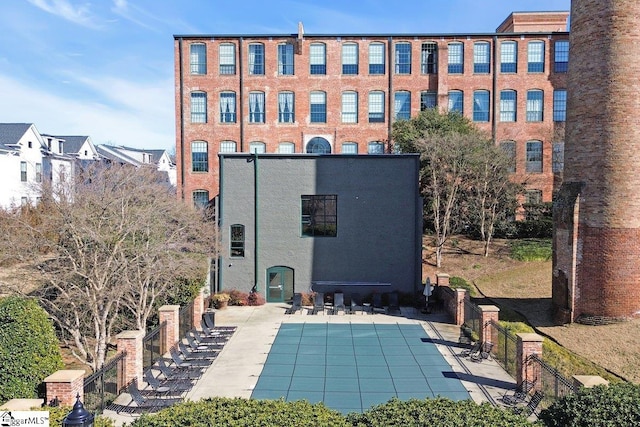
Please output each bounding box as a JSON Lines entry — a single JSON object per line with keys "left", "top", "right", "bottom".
{"left": 0, "top": 0, "right": 570, "bottom": 150}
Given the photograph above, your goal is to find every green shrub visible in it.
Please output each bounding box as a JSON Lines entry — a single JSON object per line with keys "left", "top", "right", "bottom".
{"left": 0, "top": 296, "right": 63, "bottom": 403}
{"left": 515, "top": 220, "right": 553, "bottom": 238}
{"left": 43, "top": 405, "right": 114, "bottom": 427}
{"left": 346, "top": 397, "right": 535, "bottom": 426}
{"left": 539, "top": 383, "right": 640, "bottom": 427}
{"left": 450, "top": 276, "right": 476, "bottom": 297}
{"left": 128, "top": 397, "right": 348, "bottom": 427}
{"left": 509, "top": 239, "right": 552, "bottom": 261}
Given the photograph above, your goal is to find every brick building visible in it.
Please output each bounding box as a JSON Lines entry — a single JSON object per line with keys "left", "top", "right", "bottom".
{"left": 174, "top": 11, "right": 569, "bottom": 208}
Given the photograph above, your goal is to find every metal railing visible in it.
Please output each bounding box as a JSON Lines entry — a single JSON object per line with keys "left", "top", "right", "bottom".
{"left": 527, "top": 354, "right": 577, "bottom": 407}
{"left": 143, "top": 321, "right": 166, "bottom": 371}
{"left": 489, "top": 319, "right": 518, "bottom": 378}
{"left": 463, "top": 297, "right": 481, "bottom": 339}
{"left": 178, "top": 301, "right": 194, "bottom": 340}
{"left": 83, "top": 351, "right": 126, "bottom": 414}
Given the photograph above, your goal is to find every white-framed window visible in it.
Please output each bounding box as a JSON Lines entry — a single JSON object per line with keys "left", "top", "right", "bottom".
{"left": 448, "top": 90, "right": 463, "bottom": 114}
{"left": 190, "top": 91, "right": 207, "bottom": 123}
{"left": 342, "top": 142, "right": 358, "bottom": 154}
{"left": 528, "top": 40, "right": 545, "bottom": 73}
{"left": 310, "top": 43, "right": 326, "bottom": 74}
{"left": 500, "top": 41, "right": 517, "bottom": 73}
{"left": 219, "top": 43, "right": 235, "bottom": 75}
{"left": 526, "top": 90, "right": 544, "bottom": 122}
{"left": 277, "top": 142, "right": 295, "bottom": 153}
{"left": 219, "top": 140, "right": 237, "bottom": 153}
{"left": 394, "top": 91, "right": 411, "bottom": 120}
{"left": 219, "top": 91, "right": 236, "bottom": 123}
{"left": 500, "top": 90, "right": 516, "bottom": 122}
{"left": 421, "top": 42, "right": 437, "bottom": 74}
{"left": 249, "top": 91, "right": 265, "bottom": 123}
{"left": 369, "top": 42, "right": 385, "bottom": 74}
{"left": 310, "top": 91, "right": 326, "bottom": 123}
{"left": 342, "top": 43, "right": 358, "bottom": 75}
{"left": 341, "top": 91, "right": 358, "bottom": 123}
{"left": 473, "top": 42, "right": 490, "bottom": 73}
{"left": 278, "top": 43, "right": 294, "bottom": 75}
{"left": 36, "top": 163, "right": 42, "bottom": 183}
{"left": 278, "top": 91, "right": 295, "bottom": 123}
{"left": 190, "top": 43, "right": 206, "bottom": 74}
{"left": 368, "top": 91, "right": 385, "bottom": 123}
{"left": 249, "top": 141, "right": 266, "bottom": 153}
{"left": 448, "top": 43, "right": 464, "bottom": 74}
{"left": 248, "top": 43, "right": 264, "bottom": 75}
{"left": 20, "top": 161, "right": 27, "bottom": 182}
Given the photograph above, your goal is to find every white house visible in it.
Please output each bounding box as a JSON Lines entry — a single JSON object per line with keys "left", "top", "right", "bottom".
{"left": 96, "top": 144, "right": 176, "bottom": 186}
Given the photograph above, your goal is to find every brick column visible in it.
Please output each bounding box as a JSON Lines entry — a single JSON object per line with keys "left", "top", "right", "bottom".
{"left": 436, "top": 273, "right": 450, "bottom": 287}
{"left": 43, "top": 370, "right": 85, "bottom": 407}
{"left": 516, "top": 333, "right": 544, "bottom": 387}
{"left": 159, "top": 304, "right": 180, "bottom": 352}
{"left": 478, "top": 305, "right": 500, "bottom": 345}
{"left": 192, "top": 289, "right": 205, "bottom": 330}
{"left": 116, "top": 330, "right": 145, "bottom": 388}
{"left": 454, "top": 288, "right": 466, "bottom": 326}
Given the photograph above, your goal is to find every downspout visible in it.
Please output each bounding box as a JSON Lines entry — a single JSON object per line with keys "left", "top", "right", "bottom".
{"left": 178, "top": 37, "right": 186, "bottom": 201}
{"left": 217, "top": 155, "right": 224, "bottom": 294}
{"left": 491, "top": 36, "right": 498, "bottom": 142}
{"left": 387, "top": 36, "right": 393, "bottom": 152}
{"left": 239, "top": 37, "right": 245, "bottom": 152}
{"left": 253, "top": 152, "right": 259, "bottom": 293}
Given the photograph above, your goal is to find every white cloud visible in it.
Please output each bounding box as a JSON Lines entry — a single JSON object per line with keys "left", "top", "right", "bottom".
{"left": 27, "top": 0, "right": 101, "bottom": 29}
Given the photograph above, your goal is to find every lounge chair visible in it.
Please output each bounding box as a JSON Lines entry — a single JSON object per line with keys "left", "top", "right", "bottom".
{"left": 350, "top": 293, "right": 363, "bottom": 314}
{"left": 286, "top": 293, "right": 303, "bottom": 314}
{"left": 470, "top": 342, "right": 494, "bottom": 362}
{"left": 501, "top": 379, "right": 537, "bottom": 406}
{"left": 123, "top": 379, "right": 182, "bottom": 414}
{"left": 187, "top": 334, "right": 223, "bottom": 352}
{"left": 190, "top": 328, "right": 226, "bottom": 346}
{"left": 387, "top": 292, "right": 400, "bottom": 314}
{"left": 156, "top": 358, "right": 201, "bottom": 381}
{"left": 332, "top": 292, "right": 346, "bottom": 315}
{"left": 511, "top": 390, "right": 544, "bottom": 417}
{"left": 143, "top": 369, "right": 192, "bottom": 396}
{"left": 170, "top": 347, "right": 211, "bottom": 368}
{"left": 311, "top": 292, "right": 325, "bottom": 315}
{"left": 179, "top": 342, "right": 218, "bottom": 360}
{"left": 460, "top": 341, "right": 482, "bottom": 357}
{"left": 372, "top": 293, "right": 385, "bottom": 314}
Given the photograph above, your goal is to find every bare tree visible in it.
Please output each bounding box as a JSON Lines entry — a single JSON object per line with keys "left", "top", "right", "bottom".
{"left": 2, "top": 163, "right": 216, "bottom": 370}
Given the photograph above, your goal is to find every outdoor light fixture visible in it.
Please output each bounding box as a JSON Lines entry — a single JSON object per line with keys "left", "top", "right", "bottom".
{"left": 62, "top": 394, "right": 94, "bottom": 427}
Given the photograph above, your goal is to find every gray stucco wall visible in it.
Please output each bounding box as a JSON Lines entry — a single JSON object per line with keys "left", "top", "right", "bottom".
{"left": 218, "top": 154, "right": 421, "bottom": 298}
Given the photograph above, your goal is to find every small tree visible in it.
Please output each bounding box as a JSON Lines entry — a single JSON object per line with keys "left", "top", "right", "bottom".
{"left": 0, "top": 296, "right": 63, "bottom": 403}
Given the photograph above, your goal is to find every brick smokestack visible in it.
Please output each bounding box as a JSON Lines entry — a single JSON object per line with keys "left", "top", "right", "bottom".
{"left": 552, "top": 0, "right": 640, "bottom": 323}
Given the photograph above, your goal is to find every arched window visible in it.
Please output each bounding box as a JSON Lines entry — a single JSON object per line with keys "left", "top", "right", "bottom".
{"left": 306, "top": 137, "right": 331, "bottom": 154}
{"left": 190, "top": 91, "right": 207, "bottom": 123}
{"left": 191, "top": 141, "right": 208, "bottom": 172}
{"left": 190, "top": 43, "right": 206, "bottom": 74}
{"left": 249, "top": 141, "right": 266, "bottom": 153}
{"left": 192, "top": 190, "right": 209, "bottom": 209}
{"left": 500, "top": 41, "right": 517, "bottom": 73}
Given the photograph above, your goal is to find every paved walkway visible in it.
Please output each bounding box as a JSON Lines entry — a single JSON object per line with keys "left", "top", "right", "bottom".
{"left": 106, "top": 303, "right": 516, "bottom": 425}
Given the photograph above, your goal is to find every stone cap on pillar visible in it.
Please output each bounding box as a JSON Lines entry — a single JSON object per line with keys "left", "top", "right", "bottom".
{"left": 573, "top": 375, "right": 609, "bottom": 388}
{"left": 116, "top": 330, "right": 145, "bottom": 340}
{"left": 516, "top": 332, "right": 544, "bottom": 342}
{"left": 478, "top": 305, "right": 500, "bottom": 313}
{"left": 44, "top": 370, "right": 85, "bottom": 383}
{"left": 159, "top": 304, "right": 180, "bottom": 312}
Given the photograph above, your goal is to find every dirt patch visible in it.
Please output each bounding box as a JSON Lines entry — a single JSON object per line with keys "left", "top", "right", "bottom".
{"left": 424, "top": 235, "right": 640, "bottom": 383}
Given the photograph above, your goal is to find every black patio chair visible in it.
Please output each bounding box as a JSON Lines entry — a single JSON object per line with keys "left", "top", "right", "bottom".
{"left": 372, "top": 293, "right": 385, "bottom": 314}
{"left": 387, "top": 292, "right": 400, "bottom": 314}
{"left": 460, "top": 341, "right": 482, "bottom": 357}
{"left": 470, "top": 342, "right": 494, "bottom": 362}
{"left": 191, "top": 328, "right": 227, "bottom": 346}
{"left": 332, "top": 292, "right": 346, "bottom": 315}
{"left": 143, "top": 369, "right": 192, "bottom": 396}
{"left": 171, "top": 346, "right": 212, "bottom": 367}
{"left": 156, "top": 358, "right": 201, "bottom": 381}
{"left": 511, "top": 390, "right": 544, "bottom": 417}
{"left": 123, "top": 379, "right": 182, "bottom": 414}
{"left": 312, "top": 292, "right": 325, "bottom": 315}
{"left": 286, "top": 293, "right": 303, "bottom": 314}
{"left": 501, "top": 379, "right": 537, "bottom": 406}
{"left": 350, "top": 293, "right": 364, "bottom": 314}
{"left": 179, "top": 342, "right": 218, "bottom": 360}
{"left": 187, "top": 334, "right": 224, "bottom": 352}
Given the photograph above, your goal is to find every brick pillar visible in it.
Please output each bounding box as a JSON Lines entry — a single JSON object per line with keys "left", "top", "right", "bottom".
{"left": 454, "top": 288, "right": 466, "bottom": 326}
{"left": 478, "top": 305, "right": 500, "bottom": 345}
{"left": 44, "top": 370, "right": 85, "bottom": 407}
{"left": 116, "top": 330, "right": 145, "bottom": 388}
{"left": 516, "top": 333, "right": 544, "bottom": 387}
{"left": 436, "top": 273, "right": 450, "bottom": 287}
{"left": 192, "top": 289, "right": 205, "bottom": 330}
{"left": 159, "top": 304, "right": 180, "bottom": 352}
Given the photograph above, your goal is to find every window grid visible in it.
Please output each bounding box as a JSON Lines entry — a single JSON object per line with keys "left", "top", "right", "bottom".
{"left": 341, "top": 92, "right": 358, "bottom": 123}
{"left": 248, "top": 44, "right": 264, "bottom": 75}
{"left": 528, "top": 41, "right": 545, "bottom": 73}
{"left": 219, "top": 92, "right": 236, "bottom": 123}
{"left": 448, "top": 43, "right": 464, "bottom": 74}
{"left": 310, "top": 91, "right": 327, "bottom": 123}
{"left": 368, "top": 91, "right": 385, "bottom": 123}
{"left": 500, "top": 90, "right": 516, "bottom": 122}
{"left": 278, "top": 92, "right": 295, "bottom": 123}
{"left": 552, "top": 142, "right": 564, "bottom": 173}
{"left": 190, "top": 92, "right": 207, "bottom": 123}
{"left": 448, "top": 90, "right": 463, "bottom": 114}
{"left": 306, "top": 137, "right": 331, "bottom": 153}
{"left": 553, "top": 90, "right": 567, "bottom": 122}
{"left": 368, "top": 142, "right": 384, "bottom": 154}
{"left": 526, "top": 90, "right": 543, "bottom": 122}
{"left": 191, "top": 141, "right": 208, "bottom": 172}
{"left": 501, "top": 41, "right": 517, "bottom": 73}
{"left": 219, "top": 43, "right": 235, "bottom": 75}
{"left": 219, "top": 140, "right": 237, "bottom": 153}
{"left": 395, "top": 43, "right": 411, "bottom": 74}
{"left": 192, "top": 190, "right": 209, "bottom": 209}
{"left": 421, "top": 91, "right": 437, "bottom": 110}
{"left": 310, "top": 43, "right": 326, "bottom": 74}
{"left": 342, "top": 43, "right": 359, "bottom": 75}
{"left": 190, "top": 43, "right": 206, "bottom": 75}
{"left": 20, "top": 161, "right": 27, "bottom": 182}
{"left": 526, "top": 141, "right": 543, "bottom": 173}
{"left": 278, "top": 44, "right": 294, "bottom": 75}
{"left": 421, "top": 43, "right": 437, "bottom": 74}
{"left": 301, "top": 195, "right": 337, "bottom": 237}
{"left": 249, "top": 92, "right": 265, "bottom": 123}
{"left": 554, "top": 40, "right": 569, "bottom": 73}
{"left": 230, "top": 224, "right": 245, "bottom": 257}
{"left": 278, "top": 142, "right": 295, "bottom": 154}
{"left": 473, "top": 90, "right": 490, "bottom": 122}
{"left": 36, "top": 163, "right": 42, "bottom": 182}
{"left": 500, "top": 141, "right": 516, "bottom": 173}
{"left": 342, "top": 142, "right": 358, "bottom": 154}
{"left": 473, "top": 42, "right": 490, "bottom": 74}
{"left": 369, "top": 43, "right": 385, "bottom": 74}
{"left": 394, "top": 91, "right": 411, "bottom": 120}
{"left": 250, "top": 142, "right": 266, "bottom": 153}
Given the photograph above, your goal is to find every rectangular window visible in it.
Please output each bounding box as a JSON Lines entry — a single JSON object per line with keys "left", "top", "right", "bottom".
{"left": 310, "top": 43, "right": 326, "bottom": 74}
{"left": 190, "top": 43, "right": 206, "bottom": 75}
{"left": 368, "top": 91, "right": 385, "bottom": 123}
{"left": 554, "top": 40, "right": 569, "bottom": 73}
{"left": 35, "top": 163, "right": 42, "bottom": 183}
{"left": 192, "top": 190, "right": 209, "bottom": 209}
{"left": 526, "top": 90, "right": 543, "bottom": 122}
{"left": 473, "top": 42, "right": 490, "bottom": 73}
{"left": 278, "top": 44, "right": 294, "bottom": 75}
{"left": 501, "top": 41, "right": 517, "bottom": 73}
{"left": 190, "top": 92, "right": 207, "bottom": 123}
{"left": 342, "top": 142, "right": 358, "bottom": 154}
{"left": 301, "top": 195, "right": 337, "bottom": 237}
{"left": 420, "top": 91, "right": 437, "bottom": 110}
{"left": 500, "top": 90, "right": 516, "bottom": 122}
{"left": 341, "top": 92, "right": 358, "bottom": 123}
{"left": 368, "top": 142, "right": 384, "bottom": 154}
{"left": 20, "top": 161, "right": 27, "bottom": 182}
{"left": 526, "top": 141, "right": 543, "bottom": 173}
{"left": 394, "top": 91, "right": 411, "bottom": 120}
{"left": 278, "top": 92, "right": 295, "bottom": 123}
{"left": 421, "top": 43, "right": 437, "bottom": 74}
{"left": 500, "top": 141, "right": 516, "bottom": 173}
{"left": 342, "top": 43, "right": 358, "bottom": 75}
{"left": 191, "top": 141, "right": 208, "bottom": 172}
{"left": 249, "top": 92, "right": 265, "bottom": 123}
{"left": 369, "top": 43, "right": 385, "bottom": 74}
{"left": 448, "top": 90, "right": 463, "bottom": 114}
{"left": 552, "top": 142, "right": 564, "bottom": 173}
{"left": 219, "top": 92, "right": 236, "bottom": 123}
{"left": 473, "top": 90, "right": 490, "bottom": 122}
{"left": 230, "top": 224, "right": 245, "bottom": 257}
{"left": 250, "top": 142, "right": 266, "bottom": 153}
{"left": 524, "top": 190, "right": 543, "bottom": 220}
{"left": 553, "top": 90, "right": 567, "bottom": 122}
{"left": 219, "top": 140, "right": 236, "bottom": 153}
{"left": 528, "top": 41, "right": 545, "bottom": 73}
{"left": 219, "top": 43, "right": 235, "bottom": 75}
{"left": 278, "top": 142, "right": 295, "bottom": 153}
{"left": 310, "top": 92, "right": 326, "bottom": 123}
{"left": 248, "top": 44, "right": 264, "bottom": 75}
{"left": 448, "top": 43, "right": 464, "bottom": 74}
{"left": 395, "top": 43, "right": 411, "bottom": 74}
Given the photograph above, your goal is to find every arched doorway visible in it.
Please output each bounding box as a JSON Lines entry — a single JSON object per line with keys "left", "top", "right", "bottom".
{"left": 306, "top": 137, "right": 331, "bottom": 153}
{"left": 266, "top": 266, "right": 294, "bottom": 302}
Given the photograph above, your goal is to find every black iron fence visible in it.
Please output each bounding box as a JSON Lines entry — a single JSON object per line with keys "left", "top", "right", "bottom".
{"left": 527, "top": 353, "right": 577, "bottom": 407}
{"left": 463, "top": 297, "right": 481, "bottom": 340}
{"left": 83, "top": 351, "right": 126, "bottom": 414}
{"left": 489, "top": 319, "right": 518, "bottom": 378}
{"left": 179, "top": 301, "right": 194, "bottom": 341}
{"left": 143, "top": 321, "right": 166, "bottom": 371}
